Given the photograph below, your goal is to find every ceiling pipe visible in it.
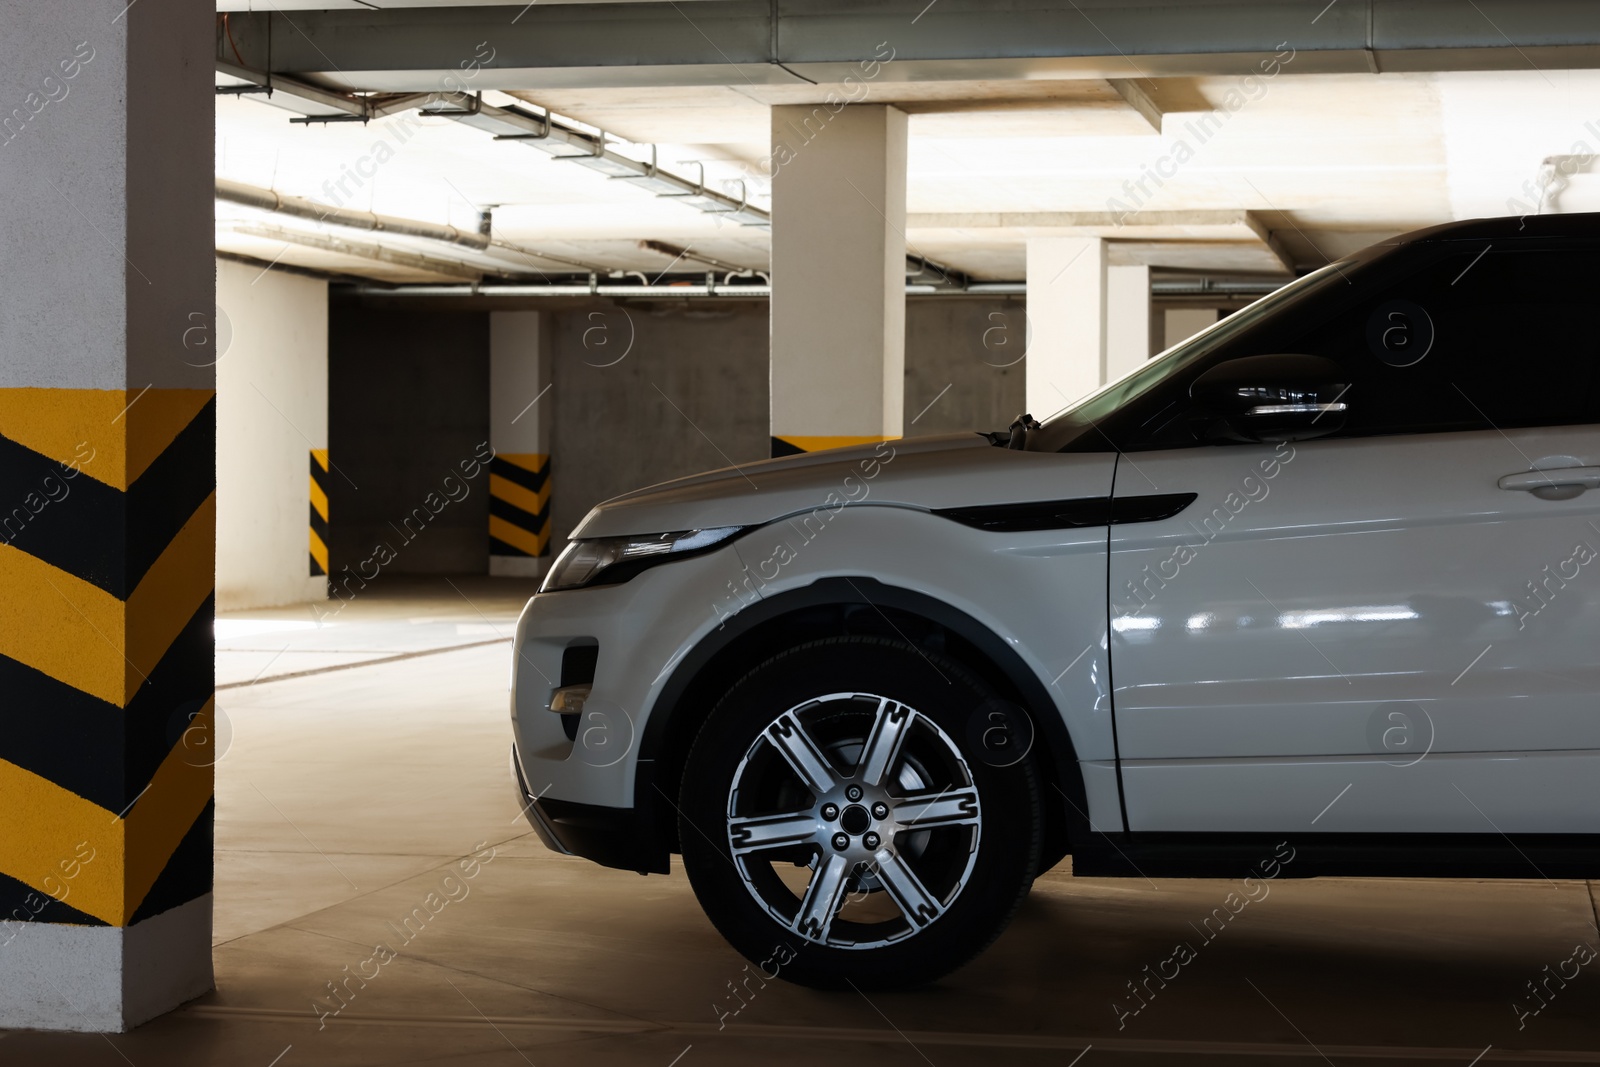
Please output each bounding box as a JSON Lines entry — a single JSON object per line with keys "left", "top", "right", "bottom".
{"left": 639, "top": 239, "right": 755, "bottom": 275}
{"left": 1151, "top": 278, "right": 1285, "bottom": 295}
{"left": 217, "top": 178, "right": 491, "bottom": 250}
{"left": 218, "top": 177, "right": 617, "bottom": 276}
{"left": 344, "top": 281, "right": 768, "bottom": 299}
{"left": 906, "top": 253, "right": 972, "bottom": 289}
{"left": 228, "top": 223, "right": 497, "bottom": 281}
{"left": 346, "top": 282, "right": 771, "bottom": 298}
{"left": 338, "top": 276, "right": 1288, "bottom": 299}
{"left": 488, "top": 242, "right": 603, "bottom": 273}
{"left": 340, "top": 282, "right": 1025, "bottom": 299}
{"left": 216, "top": 68, "right": 970, "bottom": 286}
{"left": 217, "top": 60, "right": 773, "bottom": 229}
{"left": 484, "top": 236, "right": 609, "bottom": 274}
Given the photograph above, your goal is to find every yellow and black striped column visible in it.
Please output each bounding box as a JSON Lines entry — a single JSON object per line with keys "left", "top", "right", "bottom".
{"left": 489, "top": 311, "right": 552, "bottom": 577}
{"left": 488, "top": 453, "right": 550, "bottom": 560}
{"left": 309, "top": 448, "right": 330, "bottom": 577}
{"left": 0, "top": 0, "right": 215, "bottom": 1029}
{"left": 770, "top": 434, "right": 897, "bottom": 458}
{"left": 769, "top": 105, "right": 907, "bottom": 461}
{"left": 0, "top": 388, "right": 216, "bottom": 938}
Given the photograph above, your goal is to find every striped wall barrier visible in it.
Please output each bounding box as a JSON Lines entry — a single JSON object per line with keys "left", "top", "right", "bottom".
{"left": 0, "top": 387, "right": 215, "bottom": 929}
{"left": 309, "top": 448, "right": 329, "bottom": 577}
{"left": 770, "top": 434, "right": 894, "bottom": 457}
{"left": 488, "top": 453, "right": 550, "bottom": 559}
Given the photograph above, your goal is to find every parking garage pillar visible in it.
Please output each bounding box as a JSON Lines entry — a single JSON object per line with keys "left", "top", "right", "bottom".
{"left": 488, "top": 312, "right": 552, "bottom": 574}
{"left": 1165, "top": 306, "right": 1221, "bottom": 349}
{"left": 0, "top": 0, "right": 216, "bottom": 1031}
{"left": 769, "top": 105, "right": 907, "bottom": 456}
{"left": 1025, "top": 237, "right": 1111, "bottom": 416}
{"left": 1106, "top": 264, "right": 1153, "bottom": 381}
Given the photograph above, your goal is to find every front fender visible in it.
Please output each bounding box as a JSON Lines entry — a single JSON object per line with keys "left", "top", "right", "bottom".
{"left": 639, "top": 503, "right": 1122, "bottom": 857}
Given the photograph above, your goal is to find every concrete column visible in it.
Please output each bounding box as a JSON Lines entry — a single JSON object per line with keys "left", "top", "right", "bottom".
{"left": 1025, "top": 237, "right": 1108, "bottom": 416}
{"left": 1106, "top": 264, "right": 1152, "bottom": 382}
{"left": 0, "top": 0, "right": 215, "bottom": 1031}
{"left": 215, "top": 259, "right": 329, "bottom": 610}
{"left": 770, "top": 105, "right": 906, "bottom": 456}
{"left": 488, "top": 312, "right": 551, "bottom": 575}
{"left": 1164, "top": 307, "right": 1222, "bottom": 350}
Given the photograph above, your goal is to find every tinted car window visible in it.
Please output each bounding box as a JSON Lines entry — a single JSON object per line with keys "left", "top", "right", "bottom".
{"left": 1028, "top": 262, "right": 1353, "bottom": 452}
{"left": 1044, "top": 240, "right": 1600, "bottom": 452}
{"left": 1284, "top": 243, "right": 1599, "bottom": 437}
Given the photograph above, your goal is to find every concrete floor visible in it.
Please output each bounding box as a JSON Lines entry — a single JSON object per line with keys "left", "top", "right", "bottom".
{"left": 4, "top": 578, "right": 1600, "bottom": 1064}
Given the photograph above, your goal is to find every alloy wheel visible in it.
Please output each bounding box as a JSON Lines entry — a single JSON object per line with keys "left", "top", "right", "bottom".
{"left": 724, "top": 691, "right": 982, "bottom": 950}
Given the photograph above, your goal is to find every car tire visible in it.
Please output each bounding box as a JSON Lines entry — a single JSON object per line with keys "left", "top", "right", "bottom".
{"left": 679, "top": 635, "right": 1041, "bottom": 989}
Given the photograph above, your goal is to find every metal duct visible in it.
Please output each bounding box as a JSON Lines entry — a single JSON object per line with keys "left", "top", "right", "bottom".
{"left": 418, "top": 92, "right": 771, "bottom": 229}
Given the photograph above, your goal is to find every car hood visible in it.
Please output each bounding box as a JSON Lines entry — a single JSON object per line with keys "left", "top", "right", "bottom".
{"left": 572, "top": 432, "right": 1111, "bottom": 539}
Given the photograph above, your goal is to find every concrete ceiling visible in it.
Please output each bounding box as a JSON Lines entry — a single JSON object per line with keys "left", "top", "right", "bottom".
{"left": 215, "top": 1, "right": 1600, "bottom": 90}
{"left": 216, "top": 0, "right": 717, "bottom": 8}
{"left": 212, "top": 4, "right": 1600, "bottom": 286}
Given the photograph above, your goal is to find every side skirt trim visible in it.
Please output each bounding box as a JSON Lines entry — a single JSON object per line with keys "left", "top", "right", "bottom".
{"left": 1072, "top": 832, "right": 1600, "bottom": 879}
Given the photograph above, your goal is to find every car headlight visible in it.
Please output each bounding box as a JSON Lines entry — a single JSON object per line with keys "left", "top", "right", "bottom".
{"left": 538, "top": 527, "right": 744, "bottom": 593}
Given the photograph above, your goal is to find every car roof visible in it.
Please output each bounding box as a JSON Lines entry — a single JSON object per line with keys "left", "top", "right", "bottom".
{"left": 1396, "top": 212, "right": 1600, "bottom": 244}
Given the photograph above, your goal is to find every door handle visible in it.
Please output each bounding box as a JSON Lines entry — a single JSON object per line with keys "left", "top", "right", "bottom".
{"left": 1498, "top": 466, "right": 1600, "bottom": 492}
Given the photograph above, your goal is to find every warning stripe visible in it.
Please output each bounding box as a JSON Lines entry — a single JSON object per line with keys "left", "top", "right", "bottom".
{"left": 310, "top": 448, "right": 329, "bottom": 576}
{"left": 0, "top": 699, "right": 213, "bottom": 926}
{"left": 133, "top": 796, "right": 212, "bottom": 924}
{"left": 0, "top": 395, "right": 214, "bottom": 597}
{"left": 0, "top": 493, "right": 213, "bottom": 707}
{"left": 0, "top": 536, "right": 126, "bottom": 706}
{"left": 487, "top": 471, "right": 549, "bottom": 517}
{"left": 489, "top": 452, "right": 548, "bottom": 493}
{"left": 0, "top": 756, "right": 126, "bottom": 925}
{"left": 122, "top": 698, "right": 215, "bottom": 922}
{"left": 0, "top": 386, "right": 213, "bottom": 492}
{"left": 125, "top": 493, "right": 216, "bottom": 699}
{"left": 489, "top": 454, "right": 549, "bottom": 558}
{"left": 771, "top": 434, "right": 895, "bottom": 458}
{"left": 0, "top": 388, "right": 214, "bottom": 927}
{"left": 0, "top": 595, "right": 211, "bottom": 813}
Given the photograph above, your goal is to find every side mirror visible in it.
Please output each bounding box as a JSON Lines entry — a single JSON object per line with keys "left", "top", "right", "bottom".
{"left": 1189, "top": 353, "right": 1349, "bottom": 442}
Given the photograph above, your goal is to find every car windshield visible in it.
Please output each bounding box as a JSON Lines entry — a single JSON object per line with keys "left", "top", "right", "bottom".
{"left": 1024, "top": 261, "right": 1354, "bottom": 452}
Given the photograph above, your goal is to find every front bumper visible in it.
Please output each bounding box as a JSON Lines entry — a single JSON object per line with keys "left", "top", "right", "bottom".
{"left": 510, "top": 745, "right": 668, "bottom": 874}
{"left": 508, "top": 540, "right": 753, "bottom": 872}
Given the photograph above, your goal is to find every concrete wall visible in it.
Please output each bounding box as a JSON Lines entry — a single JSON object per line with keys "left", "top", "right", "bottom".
{"left": 216, "top": 259, "right": 329, "bottom": 610}
{"left": 324, "top": 296, "right": 1027, "bottom": 564}
{"left": 548, "top": 301, "right": 772, "bottom": 548}
{"left": 327, "top": 306, "right": 490, "bottom": 576}
{"left": 548, "top": 298, "right": 1024, "bottom": 546}
{"left": 904, "top": 297, "right": 1025, "bottom": 436}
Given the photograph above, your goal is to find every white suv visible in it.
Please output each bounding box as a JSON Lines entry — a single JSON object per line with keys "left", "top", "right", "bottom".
{"left": 509, "top": 214, "right": 1600, "bottom": 988}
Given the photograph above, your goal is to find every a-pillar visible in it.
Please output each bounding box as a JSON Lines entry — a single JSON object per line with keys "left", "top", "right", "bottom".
{"left": 769, "top": 105, "right": 907, "bottom": 456}
{"left": 488, "top": 312, "right": 552, "bottom": 574}
{"left": 1025, "top": 237, "right": 1109, "bottom": 417}
{"left": 0, "top": 0, "right": 215, "bottom": 1031}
